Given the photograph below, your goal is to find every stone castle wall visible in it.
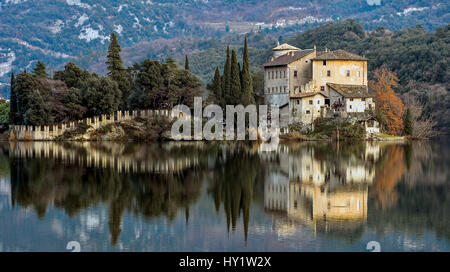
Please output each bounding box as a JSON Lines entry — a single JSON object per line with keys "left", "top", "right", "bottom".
{"left": 10, "top": 109, "right": 187, "bottom": 141}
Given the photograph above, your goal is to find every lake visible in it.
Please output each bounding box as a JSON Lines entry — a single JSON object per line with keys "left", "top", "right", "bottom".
{"left": 0, "top": 140, "right": 448, "bottom": 252}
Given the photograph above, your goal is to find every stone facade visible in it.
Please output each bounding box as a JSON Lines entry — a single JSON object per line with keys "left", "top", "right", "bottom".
{"left": 290, "top": 92, "right": 327, "bottom": 124}
{"left": 263, "top": 43, "right": 375, "bottom": 127}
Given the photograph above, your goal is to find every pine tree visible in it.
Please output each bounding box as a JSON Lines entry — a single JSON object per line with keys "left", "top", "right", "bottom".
{"left": 230, "top": 49, "right": 241, "bottom": 105}
{"left": 240, "top": 37, "right": 255, "bottom": 105}
{"left": 223, "top": 46, "right": 231, "bottom": 104}
{"left": 404, "top": 108, "right": 413, "bottom": 136}
{"left": 33, "top": 61, "right": 48, "bottom": 78}
{"left": 9, "top": 72, "right": 16, "bottom": 124}
{"left": 212, "top": 67, "right": 223, "bottom": 106}
{"left": 106, "top": 33, "right": 124, "bottom": 76}
{"left": 106, "top": 33, "right": 130, "bottom": 109}
{"left": 184, "top": 55, "right": 190, "bottom": 71}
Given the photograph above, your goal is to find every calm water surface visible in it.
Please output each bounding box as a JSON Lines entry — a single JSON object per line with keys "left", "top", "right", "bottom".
{"left": 0, "top": 140, "right": 448, "bottom": 252}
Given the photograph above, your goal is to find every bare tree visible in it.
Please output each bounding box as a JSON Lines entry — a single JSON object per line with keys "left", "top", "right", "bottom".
{"left": 402, "top": 94, "right": 437, "bottom": 139}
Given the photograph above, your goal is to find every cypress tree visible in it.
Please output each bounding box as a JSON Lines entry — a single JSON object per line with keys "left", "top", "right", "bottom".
{"left": 230, "top": 49, "right": 241, "bottom": 105}
{"left": 9, "top": 72, "right": 16, "bottom": 124}
{"left": 223, "top": 46, "right": 231, "bottom": 104}
{"left": 33, "top": 61, "right": 48, "bottom": 78}
{"left": 212, "top": 67, "right": 223, "bottom": 106}
{"left": 184, "top": 55, "right": 190, "bottom": 71}
{"left": 106, "top": 33, "right": 130, "bottom": 109}
{"left": 404, "top": 108, "right": 413, "bottom": 136}
{"left": 240, "top": 37, "right": 255, "bottom": 105}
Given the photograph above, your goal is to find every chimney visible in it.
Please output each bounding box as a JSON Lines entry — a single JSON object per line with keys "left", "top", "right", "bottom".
{"left": 313, "top": 44, "right": 316, "bottom": 51}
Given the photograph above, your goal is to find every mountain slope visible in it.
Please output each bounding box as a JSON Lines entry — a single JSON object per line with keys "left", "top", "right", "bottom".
{"left": 0, "top": 0, "right": 449, "bottom": 97}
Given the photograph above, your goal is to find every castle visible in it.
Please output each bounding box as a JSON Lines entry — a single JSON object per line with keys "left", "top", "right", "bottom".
{"left": 263, "top": 43, "right": 377, "bottom": 133}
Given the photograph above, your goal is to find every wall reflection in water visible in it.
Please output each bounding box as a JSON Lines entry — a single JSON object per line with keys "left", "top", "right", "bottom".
{"left": 0, "top": 139, "right": 448, "bottom": 249}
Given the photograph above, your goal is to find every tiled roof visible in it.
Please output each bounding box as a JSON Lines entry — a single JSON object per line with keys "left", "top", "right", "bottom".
{"left": 312, "top": 49, "right": 368, "bottom": 61}
{"left": 272, "top": 43, "right": 300, "bottom": 51}
{"left": 263, "top": 49, "right": 315, "bottom": 67}
{"left": 327, "top": 83, "right": 371, "bottom": 98}
{"left": 290, "top": 91, "right": 328, "bottom": 99}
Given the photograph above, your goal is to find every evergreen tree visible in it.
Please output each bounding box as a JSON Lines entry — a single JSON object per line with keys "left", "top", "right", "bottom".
{"left": 106, "top": 33, "right": 124, "bottom": 76}
{"left": 82, "top": 76, "right": 121, "bottom": 116}
{"left": 240, "top": 37, "right": 255, "bottom": 105}
{"left": 106, "top": 33, "right": 130, "bottom": 109}
{"left": 23, "top": 90, "right": 48, "bottom": 125}
{"left": 404, "top": 108, "right": 413, "bottom": 136}
{"left": 33, "top": 61, "right": 48, "bottom": 78}
{"left": 14, "top": 72, "right": 36, "bottom": 125}
{"left": 223, "top": 46, "right": 231, "bottom": 104}
{"left": 54, "top": 62, "right": 91, "bottom": 89}
{"left": 9, "top": 72, "right": 16, "bottom": 124}
{"left": 184, "top": 55, "right": 190, "bottom": 71}
{"left": 230, "top": 49, "right": 241, "bottom": 105}
{"left": 213, "top": 67, "right": 223, "bottom": 105}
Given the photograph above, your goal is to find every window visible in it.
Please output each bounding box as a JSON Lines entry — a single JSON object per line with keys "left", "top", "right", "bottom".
{"left": 276, "top": 71, "right": 278, "bottom": 78}
{"left": 267, "top": 88, "right": 270, "bottom": 94}
{"left": 350, "top": 98, "right": 354, "bottom": 101}
{"left": 284, "top": 86, "right": 287, "bottom": 93}
{"left": 305, "top": 60, "right": 309, "bottom": 63}
{"left": 271, "top": 71, "right": 274, "bottom": 79}
{"left": 317, "top": 100, "right": 320, "bottom": 104}
{"left": 309, "top": 100, "right": 313, "bottom": 105}
{"left": 294, "top": 70, "right": 298, "bottom": 77}
{"left": 362, "top": 97, "right": 366, "bottom": 101}
{"left": 306, "top": 110, "right": 311, "bottom": 114}
{"left": 320, "top": 86, "right": 325, "bottom": 91}
{"left": 284, "top": 71, "right": 286, "bottom": 78}
{"left": 346, "top": 70, "right": 350, "bottom": 77}
{"left": 296, "top": 100, "right": 300, "bottom": 105}
{"left": 327, "top": 70, "right": 331, "bottom": 77}
{"left": 323, "top": 60, "right": 327, "bottom": 66}
{"left": 349, "top": 105, "right": 352, "bottom": 109}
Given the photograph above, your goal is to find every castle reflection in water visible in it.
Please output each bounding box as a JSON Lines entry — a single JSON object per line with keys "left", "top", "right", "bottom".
{"left": 2, "top": 140, "right": 448, "bottom": 248}
{"left": 263, "top": 142, "right": 380, "bottom": 236}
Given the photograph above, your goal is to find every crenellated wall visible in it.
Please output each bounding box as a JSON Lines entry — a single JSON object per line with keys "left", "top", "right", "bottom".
{"left": 9, "top": 141, "right": 199, "bottom": 173}
{"left": 10, "top": 109, "right": 188, "bottom": 141}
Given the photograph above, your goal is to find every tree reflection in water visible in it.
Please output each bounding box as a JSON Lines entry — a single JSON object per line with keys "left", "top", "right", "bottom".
{"left": 3, "top": 139, "right": 450, "bottom": 246}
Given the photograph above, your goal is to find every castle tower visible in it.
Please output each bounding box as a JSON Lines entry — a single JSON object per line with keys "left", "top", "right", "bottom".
{"left": 272, "top": 43, "right": 301, "bottom": 58}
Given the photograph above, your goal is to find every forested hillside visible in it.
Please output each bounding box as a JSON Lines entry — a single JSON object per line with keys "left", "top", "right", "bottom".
{"left": 1, "top": 0, "right": 449, "bottom": 97}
